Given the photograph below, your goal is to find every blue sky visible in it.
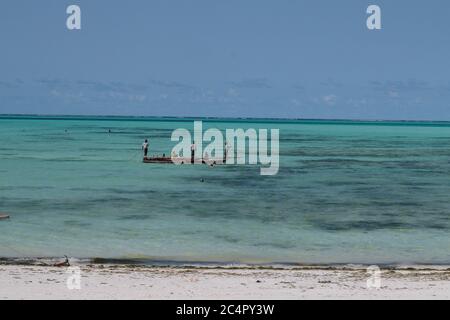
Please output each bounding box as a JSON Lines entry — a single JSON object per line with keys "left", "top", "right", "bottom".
{"left": 1, "top": 0, "right": 450, "bottom": 120}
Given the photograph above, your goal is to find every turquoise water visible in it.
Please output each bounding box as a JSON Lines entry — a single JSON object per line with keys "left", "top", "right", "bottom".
{"left": 0, "top": 116, "right": 449, "bottom": 265}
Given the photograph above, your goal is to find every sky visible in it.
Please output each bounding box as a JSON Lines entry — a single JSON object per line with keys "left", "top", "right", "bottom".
{"left": 0, "top": 0, "right": 450, "bottom": 120}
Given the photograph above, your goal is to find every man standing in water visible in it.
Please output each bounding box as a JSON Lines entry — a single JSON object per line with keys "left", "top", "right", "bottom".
{"left": 224, "top": 141, "right": 230, "bottom": 164}
{"left": 142, "top": 139, "right": 149, "bottom": 158}
{"left": 190, "top": 141, "right": 196, "bottom": 164}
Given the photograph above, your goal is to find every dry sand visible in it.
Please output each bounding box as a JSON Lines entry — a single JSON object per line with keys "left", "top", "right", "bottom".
{"left": 1, "top": 264, "right": 449, "bottom": 300}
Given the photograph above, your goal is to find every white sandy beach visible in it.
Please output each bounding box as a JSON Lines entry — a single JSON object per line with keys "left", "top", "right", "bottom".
{"left": 0, "top": 264, "right": 449, "bottom": 300}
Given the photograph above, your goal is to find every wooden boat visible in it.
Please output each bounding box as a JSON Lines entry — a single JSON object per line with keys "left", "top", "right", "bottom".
{"left": 143, "top": 156, "right": 174, "bottom": 164}
{"left": 143, "top": 157, "right": 224, "bottom": 165}
{"left": 0, "top": 214, "right": 10, "bottom": 220}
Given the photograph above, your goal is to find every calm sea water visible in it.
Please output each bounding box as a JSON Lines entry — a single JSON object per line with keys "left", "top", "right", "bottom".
{"left": 1, "top": 116, "right": 449, "bottom": 265}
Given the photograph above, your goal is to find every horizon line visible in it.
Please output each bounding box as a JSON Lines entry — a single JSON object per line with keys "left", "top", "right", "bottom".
{"left": 1, "top": 113, "right": 450, "bottom": 123}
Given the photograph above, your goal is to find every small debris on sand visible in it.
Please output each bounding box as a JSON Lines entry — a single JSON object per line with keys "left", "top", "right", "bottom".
{"left": 53, "top": 256, "right": 70, "bottom": 267}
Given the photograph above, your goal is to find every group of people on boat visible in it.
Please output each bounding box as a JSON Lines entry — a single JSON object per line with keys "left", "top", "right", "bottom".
{"left": 142, "top": 138, "right": 230, "bottom": 164}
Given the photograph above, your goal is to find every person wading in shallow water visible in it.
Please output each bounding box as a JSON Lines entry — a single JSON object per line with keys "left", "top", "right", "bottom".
{"left": 190, "top": 141, "right": 196, "bottom": 164}
{"left": 224, "top": 141, "right": 230, "bottom": 164}
{"left": 142, "top": 139, "right": 149, "bottom": 158}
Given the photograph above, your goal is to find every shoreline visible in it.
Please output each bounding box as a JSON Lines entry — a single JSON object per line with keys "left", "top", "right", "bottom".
{"left": 2, "top": 257, "right": 450, "bottom": 270}
{"left": 1, "top": 262, "right": 449, "bottom": 299}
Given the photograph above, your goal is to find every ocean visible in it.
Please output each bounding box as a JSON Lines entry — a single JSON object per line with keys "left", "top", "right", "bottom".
{"left": 0, "top": 116, "right": 449, "bottom": 265}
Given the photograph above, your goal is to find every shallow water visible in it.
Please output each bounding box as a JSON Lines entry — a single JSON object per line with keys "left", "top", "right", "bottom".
{"left": 0, "top": 116, "right": 449, "bottom": 264}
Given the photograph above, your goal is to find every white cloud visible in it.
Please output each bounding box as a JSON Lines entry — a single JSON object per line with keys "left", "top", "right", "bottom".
{"left": 322, "top": 94, "right": 337, "bottom": 105}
